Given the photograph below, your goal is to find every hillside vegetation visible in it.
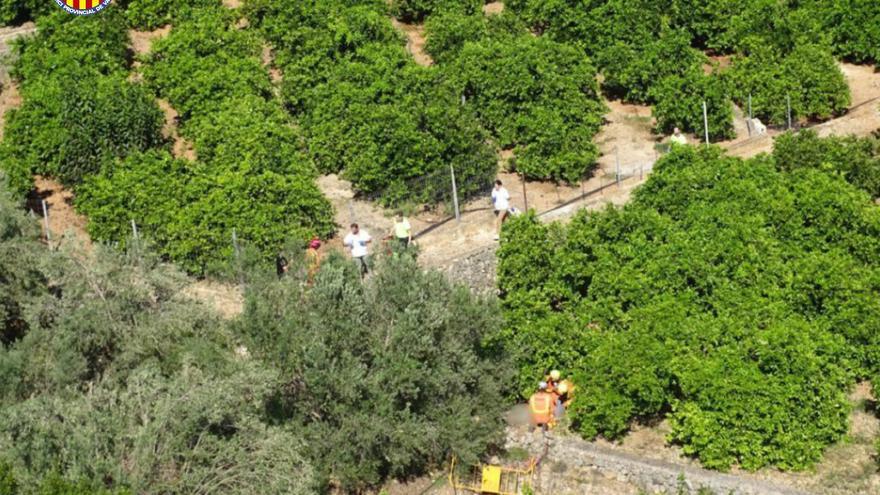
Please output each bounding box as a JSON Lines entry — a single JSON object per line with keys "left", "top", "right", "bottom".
{"left": 0, "top": 173, "right": 508, "bottom": 493}
{"left": 2, "top": 1, "right": 878, "bottom": 271}
{"left": 498, "top": 139, "right": 880, "bottom": 471}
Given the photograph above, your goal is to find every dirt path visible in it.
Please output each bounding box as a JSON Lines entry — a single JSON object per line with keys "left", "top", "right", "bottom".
{"left": 0, "top": 79, "right": 21, "bottom": 141}
{"left": 28, "top": 176, "right": 92, "bottom": 248}
{"left": 127, "top": 27, "right": 197, "bottom": 161}
{"left": 129, "top": 25, "right": 171, "bottom": 56}
{"left": 419, "top": 100, "right": 657, "bottom": 276}
{"left": 156, "top": 98, "right": 196, "bottom": 160}
{"left": 181, "top": 280, "right": 243, "bottom": 319}
{"left": 261, "top": 44, "right": 283, "bottom": 85}
{"left": 391, "top": 19, "right": 433, "bottom": 67}
{"left": 0, "top": 23, "right": 34, "bottom": 138}
{"left": 724, "top": 63, "right": 880, "bottom": 159}
{"left": 483, "top": 2, "right": 505, "bottom": 15}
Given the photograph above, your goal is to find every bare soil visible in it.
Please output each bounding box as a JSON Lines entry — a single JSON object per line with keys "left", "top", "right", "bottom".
{"left": 391, "top": 19, "right": 433, "bottom": 67}
{"left": 29, "top": 176, "right": 92, "bottom": 249}
{"left": 129, "top": 25, "right": 171, "bottom": 56}
{"left": 222, "top": 0, "right": 241, "bottom": 9}
{"left": 0, "top": 79, "right": 21, "bottom": 141}
{"left": 483, "top": 2, "right": 505, "bottom": 15}
{"left": 0, "top": 22, "right": 35, "bottom": 62}
{"left": 261, "top": 44, "right": 283, "bottom": 85}
{"left": 181, "top": 280, "right": 244, "bottom": 320}
{"left": 416, "top": 99, "right": 657, "bottom": 271}
{"left": 156, "top": 98, "right": 196, "bottom": 160}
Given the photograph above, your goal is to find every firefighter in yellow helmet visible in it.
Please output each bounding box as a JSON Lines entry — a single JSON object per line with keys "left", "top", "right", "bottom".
{"left": 544, "top": 369, "right": 561, "bottom": 394}
{"left": 528, "top": 381, "right": 554, "bottom": 432}
{"left": 554, "top": 379, "right": 576, "bottom": 420}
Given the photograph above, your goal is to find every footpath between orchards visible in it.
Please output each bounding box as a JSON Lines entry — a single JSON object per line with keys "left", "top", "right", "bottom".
{"left": 2, "top": 13, "right": 880, "bottom": 495}
{"left": 424, "top": 63, "right": 880, "bottom": 293}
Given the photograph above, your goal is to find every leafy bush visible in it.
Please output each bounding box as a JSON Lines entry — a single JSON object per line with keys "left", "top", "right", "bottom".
{"left": 117, "top": 0, "right": 221, "bottom": 30}
{"left": 237, "top": 253, "right": 510, "bottom": 491}
{"left": 0, "top": 0, "right": 54, "bottom": 26}
{"left": 143, "top": 8, "right": 271, "bottom": 122}
{"left": 449, "top": 36, "right": 606, "bottom": 182}
{"left": 724, "top": 44, "right": 851, "bottom": 126}
{"left": 773, "top": 130, "right": 880, "bottom": 198}
{"left": 424, "top": 10, "right": 525, "bottom": 64}
{"left": 390, "top": 0, "right": 482, "bottom": 22}
{"left": 66, "top": 6, "right": 337, "bottom": 273}
{"left": 182, "top": 95, "right": 314, "bottom": 175}
{"left": 78, "top": 150, "right": 334, "bottom": 274}
{"left": 10, "top": 10, "right": 129, "bottom": 87}
{"left": 497, "top": 146, "right": 880, "bottom": 470}
{"left": 600, "top": 30, "right": 707, "bottom": 104}
{"left": 252, "top": 0, "right": 497, "bottom": 205}
{"left": 505, "top": 0, "right": 663, "bottom": 58}
{"left": 650, "top": 69, "right": 735, "bottom": 141}
{"left": 1, "top": 10, "right": 162, "bottom": 194}
{"left": 0, "top": 181, "right": 316, "bottom": 493}
{"left": 817, "top": 0, "right": 880, "bottom": 64}
{"left": 3, "top": 75, "right": 164, "bottom": 189}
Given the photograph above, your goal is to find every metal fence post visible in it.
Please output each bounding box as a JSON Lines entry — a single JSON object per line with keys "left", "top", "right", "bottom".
{"left": 521, "top": 172, "right": 528, "bottom": 211}
{"left": 449, "top": 164, "right": 461, "bottom": 224}
{"left": 786, "top": 95, "right": 792, "bottom": 130}
{"left": 131, "top": 219, "right": 140, "bottom": 259}
{"left": 747, "top": 94, "right": 753, "bottom": 137}
{"left": 615, "top": 147, "right": 621, "bottom": 187}
{"left": 702, "top": 100, "right": 710, "bottom": 144}
{"left": 232, "top": 228, "right": 243, "bottom": 285}
{"left": 41, "top": 199, "right": 50, "bottom": 242}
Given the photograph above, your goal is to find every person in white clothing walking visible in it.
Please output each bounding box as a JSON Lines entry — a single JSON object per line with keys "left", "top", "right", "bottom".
{"left": 344, "top": 223, "right": 372, "bottom": 277}
{"left": 491, "top": 179, "right": 510, "bottom": 241}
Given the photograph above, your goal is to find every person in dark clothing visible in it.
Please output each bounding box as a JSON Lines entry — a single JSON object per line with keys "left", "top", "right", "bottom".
{"left": 276, "top": 252, "right": 289, "bottom": 278}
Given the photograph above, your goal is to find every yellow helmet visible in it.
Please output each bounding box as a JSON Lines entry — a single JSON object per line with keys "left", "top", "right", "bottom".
{"left": 557, "top": 383, "right": 569, "bottom": 395}
{"left": 549, "top": 370, "right": 561, "bottom": 381}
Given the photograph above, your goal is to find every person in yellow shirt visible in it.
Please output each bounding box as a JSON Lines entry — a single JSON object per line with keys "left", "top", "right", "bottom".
{"left": 392, "top": 212, "right": 412, "bottom": 250}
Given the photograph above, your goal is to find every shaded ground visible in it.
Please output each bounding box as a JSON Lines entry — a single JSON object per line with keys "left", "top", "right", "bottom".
{"left": 483, "top": 2, "right": 505, "bottom": 15}
{"left": 0, "top": 78, "right": 20, "bottom": 141}
{"left": 28, "top": 176, "right": 92, "bottom": 248}
{"left": 181, "top": 280, "right": 243, "bottom": 320}
{"left": 391, "top": 19, "right": 432, "bottom": 67}
{"left": 261, "top": 44, "right": 283, "bottom": 85}
{"left": 129, "top": 25, "right": 171, "bottom": 56}
{"left": 128, "top": 27, "right": 196, "bottom": 161}
{"left": 156, "top": 98, "right": 196, "bottom": 160}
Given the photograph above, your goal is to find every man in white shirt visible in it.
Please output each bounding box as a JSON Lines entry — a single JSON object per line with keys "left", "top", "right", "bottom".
{"left": 344, "top": 223, "right": 372, "bottom": 277}
{"left": 491, "top": 179, "right": 510, "bottom": 241}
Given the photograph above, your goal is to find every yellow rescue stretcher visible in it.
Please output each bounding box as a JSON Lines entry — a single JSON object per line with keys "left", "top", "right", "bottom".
{"left": 448, "top": 455, "right": 539, "bottom": 495}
